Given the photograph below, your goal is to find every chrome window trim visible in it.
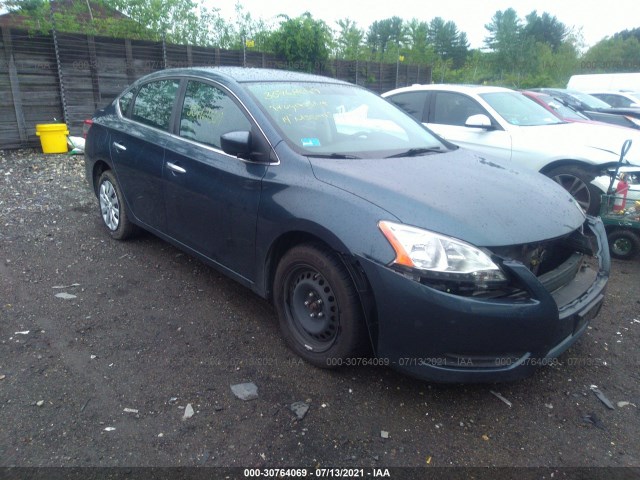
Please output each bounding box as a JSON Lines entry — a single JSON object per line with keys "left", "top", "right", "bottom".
{"left": 114, "top": 74, "right": 281, "bottom": 166}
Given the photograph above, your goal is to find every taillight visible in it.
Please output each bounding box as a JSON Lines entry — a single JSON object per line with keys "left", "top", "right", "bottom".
{"left": 82, "top": 119, "right": 93, "bottom": 138}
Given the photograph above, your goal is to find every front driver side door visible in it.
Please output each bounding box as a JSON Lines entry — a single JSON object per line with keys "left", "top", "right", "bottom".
{"left": 426, "top": 91, "right": 513, "bottom": 162}
{"left": 162, "top": 80, "right": 269, "bottom": 283}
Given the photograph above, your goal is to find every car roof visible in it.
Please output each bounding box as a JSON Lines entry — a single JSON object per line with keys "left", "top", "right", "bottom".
{"left": 140, "top": 67, "right": 350, "bottom": 85}
{"left": 383, "top": 84, "right": 515, "bottom": 96}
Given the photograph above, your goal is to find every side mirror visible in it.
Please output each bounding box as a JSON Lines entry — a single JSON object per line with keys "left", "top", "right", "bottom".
{"left": 629, "top": 103, "right": 640, "bottom": 108}
{"left": 465, "top": 114, "right": 493, "bottom": 129}
{"left": 221, "top": 131, "right": 251, "bottom": 158}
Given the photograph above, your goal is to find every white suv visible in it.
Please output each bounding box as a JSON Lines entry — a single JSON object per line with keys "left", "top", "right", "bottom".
{"left": 383, "top": 84, "right": 640, "bottom": 214}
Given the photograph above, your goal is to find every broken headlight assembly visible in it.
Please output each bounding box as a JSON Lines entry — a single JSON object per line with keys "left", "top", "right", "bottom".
{"left": 378, "top": 220, "right": 508, "bottom": 294}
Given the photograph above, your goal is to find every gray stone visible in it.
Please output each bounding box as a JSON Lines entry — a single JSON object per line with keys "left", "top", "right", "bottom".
{"left": 183, "top": 403, "right": 195, "bottom": 419}
{"left": 231, "top": 382, "right": 258, "bottom": 401}
{"left": 55, "top": 292, "right": 77, "bottom": 300}
{"left": 290, "top": 401, "right": 309, "bottom": 420}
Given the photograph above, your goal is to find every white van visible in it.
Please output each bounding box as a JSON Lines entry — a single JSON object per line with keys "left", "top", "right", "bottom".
{"left": 567, "top": 73, "right": 640, "bottom": 92}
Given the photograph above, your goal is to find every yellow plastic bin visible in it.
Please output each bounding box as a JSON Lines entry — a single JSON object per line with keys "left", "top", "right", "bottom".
{"left": 36, "top": 123, "right": 69, "bottom": 153}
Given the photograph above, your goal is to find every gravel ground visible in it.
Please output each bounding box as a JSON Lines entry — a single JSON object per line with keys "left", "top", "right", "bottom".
{"left": 1, "top": 149, "right": 639, "bottom": 475}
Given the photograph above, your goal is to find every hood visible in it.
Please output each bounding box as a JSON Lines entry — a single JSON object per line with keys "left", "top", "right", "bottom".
{"left": 309, "top": 149, "right": 585, "bottom": 247}
{"left": 512, "top": 122, "right": 640, "bottom": 164}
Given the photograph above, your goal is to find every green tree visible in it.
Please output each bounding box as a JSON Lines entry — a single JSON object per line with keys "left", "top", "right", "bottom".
{"left": 226, "top": 1, "right": 272, "bottom": 51}
{"left": 612, "top": 27, "right": 640, "bottom": 42}
{"left": 426, "top": 17, "right": 469, "bottom": 82}
{"left": 108, "top": 0, "right": 225, "bottom": 44}
{"left": 581, "top": 35, "right": 640, "bottom": 73}
{"left": 428, "top": 17, "right": 468, "bottom": 67}
{"left": 484, "top": 8, "right": 524, "bottom": 77}
{"left": 334, "top": 18, "right": 364, "bottom": 60}
{"left": 267, "top": 12, "right": 332, "bottom": 72}
{"left": 523, "top": 11, "right": 568, "bottom": 52}
{"left": 1, "top": 0, "right": 142, "bottom": 37}
{"left": 404, "top": 19, "right": 434, "bottom": 65}
{"left": 366, "top": 17, "right": 406, "bottom": 62}
{"left": 1, "top": 0, "right": 228, "bottom": 44}
{"left": 482, "top": 8, "right": 579, "bottom": 87}
{"left": 447, "top": 49, "right": 493, "bottom": 84}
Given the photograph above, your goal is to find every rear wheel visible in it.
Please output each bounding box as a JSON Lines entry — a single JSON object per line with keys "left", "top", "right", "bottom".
{"left": 273, "top": 243, "right": 369, "bottom": 368}
{"left": 607, "top": 229, "right": 640, "bottom": 260}
{"left": 546, "top": 165, "right": 602, "bottom": 215}
{"left": 97, "top": 170, "right": 137, "bottom": 240}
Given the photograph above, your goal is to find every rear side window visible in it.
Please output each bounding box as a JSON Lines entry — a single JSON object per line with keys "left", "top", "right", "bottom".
{"left": 387, "top": 91, "right": 429, "bottom": 122}
{"left": 179, "top": 81, "right": 251, "bottom": 149}
{"left": 131, "top": 80, "right": 180, "bottom": 130}
{"left": 596, "top": 94, "right": 627, "bottom": 108}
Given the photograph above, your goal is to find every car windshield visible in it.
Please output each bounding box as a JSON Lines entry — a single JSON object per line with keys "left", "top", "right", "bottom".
{"left": 480, "top": 91, "right": 563, "bottom": 126}
{"left": 246, "top": 82, "right": 445, "bottom": 158}
{"left": 566, "top": 90, "right": 612, "bottom": 108}
{"left": 535, "top": 93, "right": 589, "bottom": 121}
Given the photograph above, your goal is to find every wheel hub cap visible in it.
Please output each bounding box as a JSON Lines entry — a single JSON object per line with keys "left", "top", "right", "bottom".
{"left": 289, "top": 271, "right": 338, "bottom": 343}
{"left": 99, "top": 180, "right": 120, "bottom": 231}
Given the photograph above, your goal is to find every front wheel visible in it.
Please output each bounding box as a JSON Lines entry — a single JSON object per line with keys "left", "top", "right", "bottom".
{"left": 607, "top": 230, "right": 640, "bottom": 260}
{"left": 545, "top": 165, "right": 602, "bottom": 215}
{"left": 273, "top": 244, "right": 369, "bottom": 368}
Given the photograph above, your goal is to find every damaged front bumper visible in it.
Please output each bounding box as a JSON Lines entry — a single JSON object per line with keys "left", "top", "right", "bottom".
{"left": 358, "top": 216, "right": 610, "bottom": 383}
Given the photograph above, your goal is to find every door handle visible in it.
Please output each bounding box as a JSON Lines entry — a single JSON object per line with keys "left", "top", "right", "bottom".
{"left": 166, "top": 162, "right": 186, "bottom": 174}
{"left": 113, "top": 142, "right": 127, "bottom": 152}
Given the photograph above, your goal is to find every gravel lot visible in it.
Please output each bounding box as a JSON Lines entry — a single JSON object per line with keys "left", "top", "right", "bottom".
{"left": 1, "top": 149, "right": 639, "bottom": 475}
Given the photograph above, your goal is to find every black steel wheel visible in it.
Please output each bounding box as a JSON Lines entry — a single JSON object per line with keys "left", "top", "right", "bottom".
{"left": 274, "top": 243, "right": 369, "bottom": 368}
{"left": 97, "top": 170, "right": 137, "bottom": 240}
{"left": 546, "top": 165, "right": 602, "bottom": 215}
{"left": 607, "top": 229, "right": 640, "bottom": 260}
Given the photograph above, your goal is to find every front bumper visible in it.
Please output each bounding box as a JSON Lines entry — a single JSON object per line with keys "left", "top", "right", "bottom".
{"left": 358, "top": 217, "right": 610, "bottom": 383}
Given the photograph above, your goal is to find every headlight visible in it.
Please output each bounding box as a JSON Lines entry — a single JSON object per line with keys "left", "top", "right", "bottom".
{"left": 378, "top": 221, "right": 507, "bottom": 291}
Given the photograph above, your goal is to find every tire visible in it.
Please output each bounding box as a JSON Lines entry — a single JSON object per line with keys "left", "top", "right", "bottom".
{"left": 545, "top": 165, "right": 602, "bottom": 215}
{"left": 607, "top": 229, "right": 640, "bottom": 260}
{"left": 97, "top": 170, "right": 137, "bottom": 240}
{"left": 273, "top": 243, "right": 369, "bottom": 368}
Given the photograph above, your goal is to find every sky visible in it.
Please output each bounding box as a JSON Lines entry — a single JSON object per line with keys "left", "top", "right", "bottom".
{"left": 207, "top": 0, "right": 639, "bottom": 49}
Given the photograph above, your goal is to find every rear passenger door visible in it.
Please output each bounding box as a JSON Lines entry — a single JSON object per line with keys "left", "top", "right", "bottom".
{"left": 385, "top": 90, "right": 430, "bottom": 124}
{"left": 110, "top": 79, "right": 180, "bottom": 231}
{"left": 162, "top": 79, "right": 269, "bottom": 282}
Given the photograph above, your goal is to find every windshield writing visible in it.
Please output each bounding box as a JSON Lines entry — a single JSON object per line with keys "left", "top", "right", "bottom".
{"left": 247, "top": 82, "right": 444, "bottom": 158}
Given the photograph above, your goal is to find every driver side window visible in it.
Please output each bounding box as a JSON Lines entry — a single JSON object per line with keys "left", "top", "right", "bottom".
{"left": 432, "top": 92, "right": 485, "bottom": 126}
{"left": 179, "top": 81, "right": 251, "bottom": 149}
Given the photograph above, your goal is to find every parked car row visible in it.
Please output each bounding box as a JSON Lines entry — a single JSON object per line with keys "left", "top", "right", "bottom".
{"left": 529, "top": 88, "right": 640, "bottom": 130}
{"left": 382, "top": 83, "right": 640, "bottom": 215}
{"left": 85, "top": 67, "right": 626, "bottom": 384}
{"left": 522, "top": 89, "right": 640, "bottom": 130}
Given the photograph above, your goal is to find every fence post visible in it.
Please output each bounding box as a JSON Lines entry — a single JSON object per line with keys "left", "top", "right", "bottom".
{"left": 187, "top": 45, "right": 193, "bottom": 67}
{"left": 2, "top": 27, "right": 29, "bottom": 144}
{"left": 86, "top": 35, "right": 102, "bottom": 109}
{"left": 162, "top": 34, "right": 167, "bottom": 69}
{"left": 124, "top": 39, "right": 135, "bottom": 84}
{"left": 49, "top": 3, "right": 69, "bottom": 125}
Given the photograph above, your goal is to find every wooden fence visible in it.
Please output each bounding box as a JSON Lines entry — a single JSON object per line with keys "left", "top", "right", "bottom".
{"left": 0, "top": 27, "right": 431, "bottom": 150}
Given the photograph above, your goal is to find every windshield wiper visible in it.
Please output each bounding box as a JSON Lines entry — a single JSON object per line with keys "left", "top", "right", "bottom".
{"left": 385, "top": 147, "right": 445, "bottom": 158}
{"left": 307, "top": 153, "right": 362, "bottom": 159}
